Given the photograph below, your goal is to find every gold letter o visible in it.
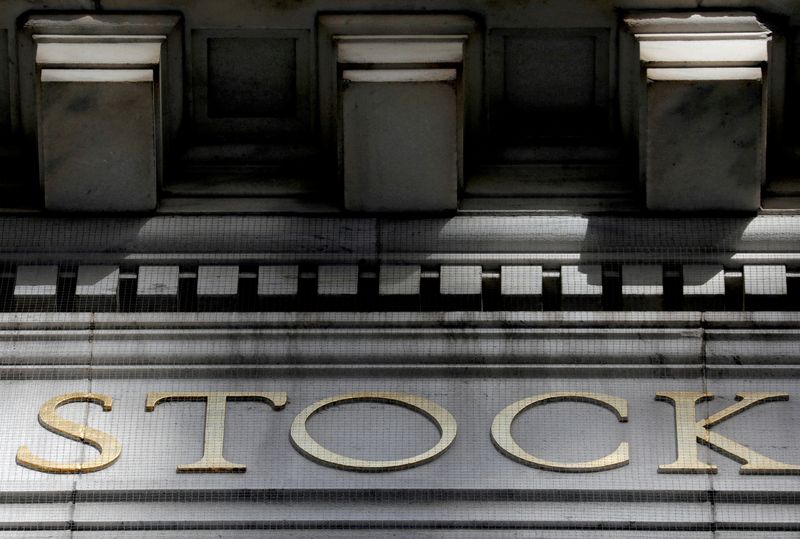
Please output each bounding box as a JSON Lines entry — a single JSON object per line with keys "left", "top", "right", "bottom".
{"left": 290, "top": 392, "right": 457, "bottom": 472}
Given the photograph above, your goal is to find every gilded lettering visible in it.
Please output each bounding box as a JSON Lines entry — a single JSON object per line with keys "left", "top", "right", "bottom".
{"left": 146, "top": 391, "right": 287, "bottom": 473}
{"left": 290, "top": 392, "right": 457, "bottom": 472}
{"left": 16, "top": 392, "right": 121, "bottom": 474}
{"left": 657, "top": 391, "right": 800, "bottom": 474}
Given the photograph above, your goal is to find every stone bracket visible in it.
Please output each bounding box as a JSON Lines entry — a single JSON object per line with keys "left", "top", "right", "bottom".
{"left": 623, "top": 12, "right": 771, "bottom": 211}
{"left": 18, "top": 14, "right": 182, "bottom": 212}
{"left": 318, "top": 15, "right": 481, "bottom": 213}
{"left": 337, "top": 34, "right": 465, "bottom": 212}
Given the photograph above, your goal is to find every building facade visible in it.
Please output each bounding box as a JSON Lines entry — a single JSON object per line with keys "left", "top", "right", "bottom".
{"left": 0, "top": 0, "right": 799, "bottom": 537}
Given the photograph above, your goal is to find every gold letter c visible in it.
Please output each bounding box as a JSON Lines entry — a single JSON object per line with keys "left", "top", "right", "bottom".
{"left": 491, "top": 392, "right": 629, "bottom": 472}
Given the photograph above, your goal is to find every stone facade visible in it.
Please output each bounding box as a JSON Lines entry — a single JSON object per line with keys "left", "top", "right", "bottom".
{"left": 0, "top": 1, "right": 799, "bottom": 537}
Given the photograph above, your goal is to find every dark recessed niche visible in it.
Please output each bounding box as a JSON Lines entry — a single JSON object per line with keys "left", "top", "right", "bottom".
{"left": 492, "top": 29, "right": 610, "bottom": 141}
{"left": 207, "top": 37, "right": 296, "bottom": 119}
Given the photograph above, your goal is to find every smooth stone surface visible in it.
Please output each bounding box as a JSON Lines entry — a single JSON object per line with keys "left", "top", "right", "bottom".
{"left": 439, "top": 265, "right": 482, "bottom": 295}
{"left": 136, "top": 266, "right": 179, "bottom": 296}
{"left": 560, "top": 265, "right": 602, "bottom": 310}
{"left": 197, "top": 266, "right": 239, "bottom": 296}
{"left": 317, "top": 265, "right": 359, "bottom": 295}
{"left": 561, "top": 265, "right": 602, "bottom": 296}
{"left": 622, "top": 265, "right": 663, "bottom": 296}
{"left": 74, "top": 265, "right": 120, "bottom": 311}
{"left": 13, "top": 266, "right": 58, "bottom": 297}
{"left": 744, "top": 265, "right": 787, "bottom": 295}
{"left": 624, "top": 11, "right": 769, "bottom": 34}
{"left": 336, "top": 36, "right": 465, "bottom": 65}
{"left": 342, "top": 80, "right": 458, "bottom": 212}
{"left": 36, "top": 42, "right": 162, "bottom": 67}
{"left": 2, "top": 215, "right": 800, "bottom": 258}
{"left": 12, "top": 265, "right": 58, "bottom": 311}
{"left": 500, "top": 265, "right": 542, "bottom": 296}
{"left": 257, "top": 266, "right": 299, "bottom": 296}
{"left": 207, "top": 36, "right": 296, "bottom": 118}
{"left": 622, "top": 264, "right": 663, "bottom": 310}
{"left": 683, "top": 265, "right": 725, "bottom": 296}
{"left": 75, "top": 265, "right": 119, "bottom": 296}
{"left": 40, "top": 70, "right": 157, "bottom": 211}
{"left": 645, "top": 69, "right": 763, "bottom": 211}
{"left": 379, "top": 265, "right": 421, "bottom": 296}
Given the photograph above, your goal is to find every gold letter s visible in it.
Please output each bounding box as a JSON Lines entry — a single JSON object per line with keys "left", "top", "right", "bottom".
{"left": 16, "top": 392, "right": 121, "bottom": 474}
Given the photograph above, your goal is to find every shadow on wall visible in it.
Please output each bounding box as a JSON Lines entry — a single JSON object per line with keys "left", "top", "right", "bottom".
{"left": 578, "top": 214, "right": 757, "bottom": 310}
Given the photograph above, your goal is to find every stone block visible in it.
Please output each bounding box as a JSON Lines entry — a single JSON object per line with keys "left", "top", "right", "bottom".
{"left": 14, "top": 265, "right": 58, "bottom": 311}
{"left": 561, "top": 265, "right": 602, "bottom": 310}
{"left": 257, "top": 266, "right": 299, "bottom": 296}
{"left": 500, "top": 265, "right": 542, "bottom": 310}
{"left": 337, "top": 34, "right": 465, "bottom": 212}
{"left": 379, "top": 265, "right": 421, "bottom": 296}
{"left": 320, "top": 16, "right": 480, "bottom": 214}
{"left": 136, "top": 266, "right": 179, "bottom": 311}
{"left": 39, "top": 69, "right": 157, "bottom": 211}
{"left": 256, "top": 265, "right": 299, "bottom": 310}
{"left": 317, "top": 265, "right": 359, "bottom": 296}
{"left": 744, "top": 265, "right": 787, "bottom": 296}
{"left": 342, "top": 75, "right": 458, "bottom": 212}
{"left": 74, "top": 265, "right": 119, "bottom": 311}
{"left": 500, "top": 266, "right": 542, "bottom": 296}
{"left": 440, "top": 266, "right": 482, "bottom": 296}
{"left": 744, "top": 265, "right": 788, "bottom": 310}
{"left": 197, "top": 266, "right": 239, "bottom": 311}
{"left": 645, "top": 69, "right": 763, "bottom": 211}
{"left": 622, "top": 265, "right": 663, "bottom": 310}
{"left": 197, "top": 266, "right": 239, "bottom": 297}
{"left": 439, "top": 265, "right": 482, "bottom": 310}
{"left": 682, "top": 265, "right": 725, "bottom": 311}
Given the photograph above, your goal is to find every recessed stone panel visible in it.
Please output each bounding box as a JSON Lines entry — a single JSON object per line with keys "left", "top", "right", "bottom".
{"left": 490, "top": 29, "right": 609, "bottom": 140}
{"left": 207, "top": 37, "right": 296, "bottom": 119}
{"left": 192, "top": 29, "right": 310, "bottom": 138}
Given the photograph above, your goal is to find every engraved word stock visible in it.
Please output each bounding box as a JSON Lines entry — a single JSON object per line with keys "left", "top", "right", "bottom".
{"left": 15, "top": 390, "right": 800, "bottom": 475}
